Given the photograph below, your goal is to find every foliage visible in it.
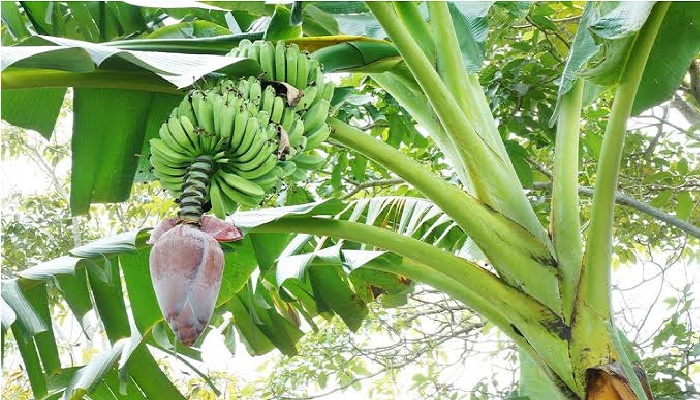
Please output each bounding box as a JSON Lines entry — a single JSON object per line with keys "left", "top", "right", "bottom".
{"left": 2, "top": 1, "right": 700, "bottom": 400}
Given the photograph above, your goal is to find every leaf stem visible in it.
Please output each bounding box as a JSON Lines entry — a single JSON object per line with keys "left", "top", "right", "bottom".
{"left": 573, "top": 1, "right": 671, "bottom": 391}
{"left": 329, "top": 118, "right": 562, "bottom": 311}
{"left": 551, "top": 79, "right": 584, "bottom": 324}
{"left": 369, "top": 71, "right": 473, "bottom": 190}
{"left": 427, "top": 2, "right": 504, "bottom": 155}
{"left": 579, "top": 1, "right": 671, "bottom": 323}
{"left": 366, "top": 2, "right": 548, "bottom": 246}
{"left": 251, "top": 216, "right": 574, "bottom": 392}
{"left": 394, "top": 2, "right": 435, "bottom": 65}
{"left": 1, "top": 69, "right": 183, "bottom": 95}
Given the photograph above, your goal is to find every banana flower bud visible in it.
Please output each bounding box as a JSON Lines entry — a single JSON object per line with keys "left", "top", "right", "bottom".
{"left": 148, "top": 216, "right": 242, "bottom": 346}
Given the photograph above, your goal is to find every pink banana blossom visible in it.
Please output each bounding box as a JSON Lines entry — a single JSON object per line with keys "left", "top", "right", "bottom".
{"left": 148, "top": 216, "right": 243, "bottom": 346}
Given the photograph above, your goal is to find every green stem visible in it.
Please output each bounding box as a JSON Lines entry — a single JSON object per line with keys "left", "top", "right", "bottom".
{"left": 579, "top": 1, "right": 670, "bottom": 324}
{"left": 251, "top": 216, "right": 574, "bottom": 393}
{"left": 394, "top": 2, "right": 436, "bottom": 65}
{"left": 366, "top": 2, "right": 548, "bottom": 246}
{"left": 329, "top": 117, "right": 562, "bottom": 316}
{"left": 573, "top": 1, "right": 671, "bottom": 392}
{"left": 178, "top": 155, "right": 215, "bottom": 224}
{"left": 1, "top": 69, "right": 183, "bottom": 94}
{"left": 551, "top": 79, "right": 584, "bottom": 325}
{"left": 369, "top": 70, "right": 474, "bottom": 193}
{"left": 422, "top": 2, "right": 479, "bottom": 197}
{"left": 369, "top": 70, "right": 473, "bottom": 191}
{"left": 253, "top": 218, "right": 547, "bottom": 323}
{"left": 426, "top": 2, "right": 510, "bottom": 180}
{"left": 105, "top": 32, "right": 265, "bottom": 54}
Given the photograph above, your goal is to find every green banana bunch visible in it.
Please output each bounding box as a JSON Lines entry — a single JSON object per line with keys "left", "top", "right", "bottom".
{"left": 228, "top": 39, "right": 336, "bottom": 154}
{"left": 150, "top": 40, "right": 337, "bottom": 222}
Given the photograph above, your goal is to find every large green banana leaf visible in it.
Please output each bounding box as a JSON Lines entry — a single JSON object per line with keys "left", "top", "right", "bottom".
{"left": 1, "top": 197, "right": 467, "bottom": 399}
{"left": 551, "top": 1, "right": 700, "bottom": 123}
{"left": 1, "top": 34, "right": 404, "bottom": 216}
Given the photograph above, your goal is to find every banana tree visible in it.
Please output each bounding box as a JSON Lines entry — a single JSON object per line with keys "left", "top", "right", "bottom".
{"left": 2, "top": 1, "right": 699, "bottom": 399}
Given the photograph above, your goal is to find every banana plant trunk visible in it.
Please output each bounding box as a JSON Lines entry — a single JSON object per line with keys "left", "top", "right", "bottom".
{"left": 328, "top": 2, "right": 672, "bottom": 398}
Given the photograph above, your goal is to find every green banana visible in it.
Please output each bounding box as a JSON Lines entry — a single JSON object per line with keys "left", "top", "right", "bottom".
{"left": 234, "top": 39, "right": 252, "bottom": 57}
{"left": 211, "top": 93, "right": 226, "bottom": 134}
{"left": 199, "top": 133, "right": 216, "bottom": 154}
{"left": 227, "top": 86, "right": 243, "bottom": 106}
{"left": 286, "top": 43, "right": 299, "bottom": 87}
{"left": 230, "top": 104, "right": 250, "bottom": 149}
{"left": 150, "top": 138, "right": 191, "bottom": 165}
{"left": 232, "top": 117, "right": 260, "bottom": 157}
{"left": 252, "top": 166, "right": 283, "bottom": 191}
{"left": 280, "top": 106, "right": 295, "bottom": 133}
{"left": 154, "top": 171, "right": 185, "bottom": 186}
{"left": 168, "top": 116, "right": 200, "bottom": 154}
{"left": 260, "top": 41, "right": 275, "bottom": 80}
{"left": 287, "top": 119, "right": 305, "bottom": 148}
{"left": 295, "top": 85, "right": 317, "bottom": 111}
{"left": 159, "top": 123, "right": 195, "bottom": 157}
{"left": 218, "top": 170, "right": 266, "bottom": 197}
{"left": 270, "top": 96, "right": 285, "bottom": 124}
{"left": 308, "top": 59, "right": 321, "bottom": 83}
{"left": 150, "top": 155, "right": 186, "bottom": 177}
{"left": 232, "top": 153, "right": 278, "bottom": 179}
{"left": 256, "top": 110, "right": 271, "bottom": 127}
{"left": 178, "top": 115, "right": 203, "bottom": 153}
{"left": 293, "top": 150, "right": 327, "bottom": 170}
{"left": 247, "top": 77, "right": 262, "bottom": 105}
{"left": 237, "top": 78, "right": 250, "bottom": 99}
{"left": 155, "top": 178, "right": 184, "bottom": 195}
{"left": 320, "top": 81, "right": 334, "bottom": 102}
{"left": 218, "top": 79, "right": 235, "bottom": 92}
{"left": 302, "top": 99, "right": 330, "bottom": 134}
{"left": 208, "top": 177, "right": 228, "bottom": 219}
{"left": 275, "top": 41, "right": 287, "bottom": 82}
{"left": 266, "top": 123, "right": 280, "bottom": 141}
{"left": 311, "top": 64, "right": 325, "bottom": 97}
{"left": 151, "top": 39, "right": 340, "bottom": 219}
{"left": 234, "top": 125, "right": 268, "bottom": 163}
{"left": 216, "top": 174, "right": 261, "bottom": 207}
{"left": 156, "top": 179, "right": 182, "bottom": 195}
{"left": 261, "top": 85, "right": 276, "bottom": 115}
{"left": 177, "top": 96, "right": 198, "bottom": 127}
{"left": 296, "top": 50, "right": 309, "bottom": 88}
{"left": 244, "top": 100, "right": 259, "bottom": 116}
{"left": 236, "top": 140, "right": 276, "bottom": 171}
{"left": 195, "top": 92, "right": 215, "bottom": 133}
{"left": 305, "top": 124, "right": 331, "bottom": 150}
{"left": 214, "top": 175, "right": 240, "bottom": 213}
{"left": 218, "top": 102, "right": 236, "bottom": 141}
{"left": 297, "top": 136, "right": 308, "bottom": 153}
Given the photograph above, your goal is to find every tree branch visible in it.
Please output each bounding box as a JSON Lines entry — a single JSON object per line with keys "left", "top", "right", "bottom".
{"left": 341, "top": 178, "right": 405, "bottom": 200}
{"left": 643, "top": 104, "right": 669, "bottom": 158}
{"left": 512, "top": 15, "right": 582, "bottom": 29}
{"left": 689, "top": 60, "right": 700, "bottom": 105}
{"left": 532, "top": 181, "right": 700, "bottom": 239}
{"left": 671, "top": 94, "right": 700, "bottom": 130}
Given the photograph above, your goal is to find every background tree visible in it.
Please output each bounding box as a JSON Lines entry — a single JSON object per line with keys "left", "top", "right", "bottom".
{"left": 1, "top": 1, "right": 699, "bottom": 399}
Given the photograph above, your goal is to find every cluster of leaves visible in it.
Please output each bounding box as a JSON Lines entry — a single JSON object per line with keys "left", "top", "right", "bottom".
{"left": 475, "top": 2, "right": 700, "bottom": 264}
{"left": 643, "top": 287, "right": 699, "bottom": 399}
{"left": 2, "top": 1, "right": 700, "bottom": 399}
